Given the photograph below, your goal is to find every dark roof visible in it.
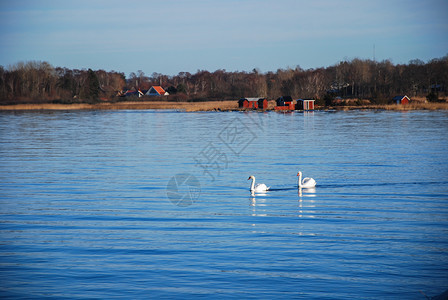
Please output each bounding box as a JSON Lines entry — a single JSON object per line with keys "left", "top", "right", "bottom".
{"left": 276, "top": 96, "right": 293, "bottom": 102}
{"left": 125, "top": 90, "right": 139, "bottom": 97}
{"left": 393, "top": 95, "right": 409, "bottom": 100}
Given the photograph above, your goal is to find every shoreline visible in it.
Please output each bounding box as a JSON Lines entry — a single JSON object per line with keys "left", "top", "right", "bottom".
{"left": 1, "top": 100, "right": 448, "bottom": 112}
{"left": 0, "top": 101, "right": 239, "bottom": 112}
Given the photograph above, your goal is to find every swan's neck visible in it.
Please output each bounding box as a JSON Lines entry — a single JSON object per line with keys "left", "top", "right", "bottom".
{"left": 250, "top": 177, "right": 255, "bottom": 191}
{"left": 298, "top": 174, "right": 302, "bottom": 187}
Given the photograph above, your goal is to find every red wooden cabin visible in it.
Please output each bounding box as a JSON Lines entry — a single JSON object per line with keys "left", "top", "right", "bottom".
{"left": 275, "top": 96, "right": 294, "bottom": 110}
{"left": 296, "top": 99, "right": 315, "bottom": 110}
{"left": 392, "top": 95, "right": 410, "bottom": 105}
{"left": 238, "top": 98, "right": 268, "bottom": 109}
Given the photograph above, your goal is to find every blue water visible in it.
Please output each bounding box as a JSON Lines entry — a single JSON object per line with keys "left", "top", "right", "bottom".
{"left": 1, "top": 110, "right": 447, "bottom": 299}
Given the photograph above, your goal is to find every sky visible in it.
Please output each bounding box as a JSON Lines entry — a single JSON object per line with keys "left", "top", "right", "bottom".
{"left": 1, "top": 0, "right": 447, "bottom": 77}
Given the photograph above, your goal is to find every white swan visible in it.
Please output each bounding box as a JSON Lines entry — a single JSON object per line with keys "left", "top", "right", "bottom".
{"left": 248, "top": 175, "right": 270, "bottom": 193}
{"left": 297, "top": 171, "right": 316, "bottom": 188}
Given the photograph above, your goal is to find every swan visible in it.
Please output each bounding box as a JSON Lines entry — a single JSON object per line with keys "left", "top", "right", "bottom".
{"left": 248, "top": 175, "right": 270, "bottom": 193}
{"left": 297, "top": 171, "right": 316, "bottom": 188}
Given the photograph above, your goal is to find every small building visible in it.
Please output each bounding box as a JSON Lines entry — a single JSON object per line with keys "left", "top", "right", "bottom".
{"left": 275, "top": 96, "right": 294, "bottom": 110}
{"left": 296, "top": 99, "right": 315, "bottom": 110}
{"left": 138, "top": 89, "right": 148, "bottom": 98}
{"left": 146, "top": 86, "right": 169, "bottom": 96}
{"left": 258, "top": 98, "right": 268, "bottom": 109}
{"left": 124, "top": 89, "right": 139, "bottom": 97}
{"left": 239, "top": 97, "right": 267, "bottom": 109}
{"left": 393, "top": 95, "right": 410, "bottom": 105}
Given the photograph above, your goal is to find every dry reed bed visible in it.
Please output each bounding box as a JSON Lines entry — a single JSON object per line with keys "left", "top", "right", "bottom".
{"left": 334, "top": 102, "right": 448, "bottom": 111}
{"left": 382, "top": 102, "right": 448, "bottom": 110}
{"left": 1, "top": 100, "right": 447, "bottom": 111}
{"left": 0, "top": 100, "right": 239, "bottom": 112}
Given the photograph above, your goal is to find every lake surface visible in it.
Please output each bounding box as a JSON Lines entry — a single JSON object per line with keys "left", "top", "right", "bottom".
{"left": 1, "top": 109, "right": 447, "bottom": 299}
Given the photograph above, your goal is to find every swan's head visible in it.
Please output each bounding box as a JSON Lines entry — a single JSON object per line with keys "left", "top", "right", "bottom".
{"left": 248, "top": 175, "right": 254, "bottom": 180}
{"left": 297, "top": 171, "right": 302, "bottom": 177}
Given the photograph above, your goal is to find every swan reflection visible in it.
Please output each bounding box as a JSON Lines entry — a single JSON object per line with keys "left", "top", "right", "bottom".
{"left": 298, "top": 187, "right": 316, "bottom": 197}
{"left": 249, "top": 192, "right": 268, "bottom": 216}
{"left": 249, "top": 191, "right": 256, "bottom": 206}
{"left": 297, "top": 188, "right": 316, "bottom": 218}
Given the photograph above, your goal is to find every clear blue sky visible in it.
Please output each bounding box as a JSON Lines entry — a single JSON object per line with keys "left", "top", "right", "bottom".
{"left": 1, "top": 0, "right": 447, "bottom": 77}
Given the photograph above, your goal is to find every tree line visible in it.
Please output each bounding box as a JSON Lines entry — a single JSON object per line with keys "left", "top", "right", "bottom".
{"left": 0, "top": 56, "right": 447, "bottom": 105}
{"left": 0, "top": 62, "right": 126, "bottom": 104}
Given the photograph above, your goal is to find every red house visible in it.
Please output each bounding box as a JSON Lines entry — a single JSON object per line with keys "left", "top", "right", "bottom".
{"left": 146, "top": 86, "right": 169, "bottom": 96}
{"left": 296, "top": 99, "right": 315, "bottom": 110}
{"left": 275, "top": 96, "right": 294, "bottom": 110}
{"left": 257, "top": 98, "right": 268, "bottom": 109}
{"left": 393, "top": 95, "right": 410, "bottom": 105}
{"left": 238, "top": 98, "right": 268, "bottom": 109}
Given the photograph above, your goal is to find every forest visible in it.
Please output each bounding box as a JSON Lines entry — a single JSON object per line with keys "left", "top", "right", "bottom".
{"left": 0, "top": 56, "right": 447, "bottom": 105}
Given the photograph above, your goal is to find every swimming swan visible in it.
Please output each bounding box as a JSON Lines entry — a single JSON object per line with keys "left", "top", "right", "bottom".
{"left": 297, "top": 171, "right": 316, "bottom": 188}
{"left": 248, "top": 176, "right": 270, "bottom": 192}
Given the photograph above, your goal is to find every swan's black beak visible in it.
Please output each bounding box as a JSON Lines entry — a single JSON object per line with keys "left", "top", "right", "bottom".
{"left": 247, "top": 177, "right": 251, "bottom": 180}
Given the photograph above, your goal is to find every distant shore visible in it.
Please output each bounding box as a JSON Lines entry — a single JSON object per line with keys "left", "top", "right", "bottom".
{"left": 1, "top": 100, "right": 448, "bottom": 112}
{"left": 0, "top": 101, "right": 238, "bottom": 112}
